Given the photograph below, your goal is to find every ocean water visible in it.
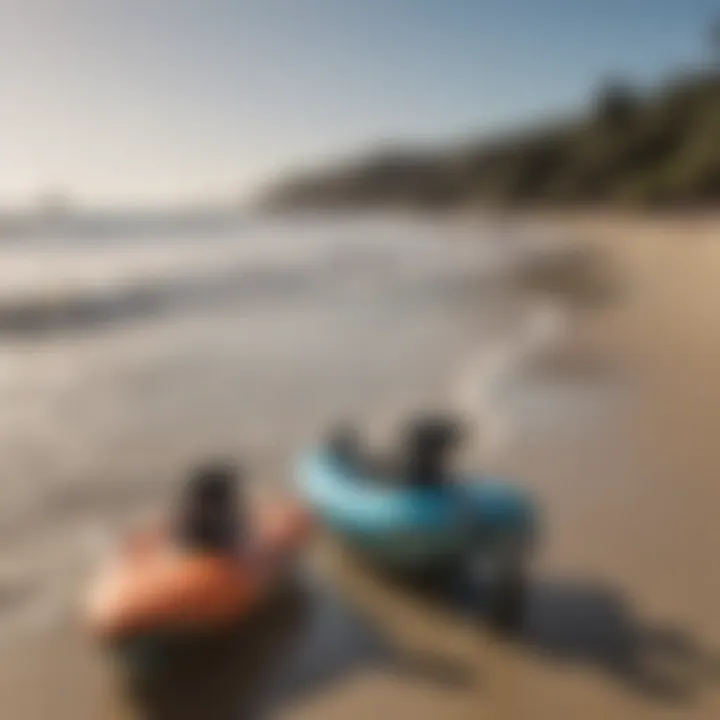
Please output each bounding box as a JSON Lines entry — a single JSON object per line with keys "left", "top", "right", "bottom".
{"left": 0, "top": 213, "right": 610, "bottom": 645}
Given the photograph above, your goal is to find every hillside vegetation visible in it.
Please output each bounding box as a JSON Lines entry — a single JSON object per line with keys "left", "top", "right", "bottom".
{"left": 264, "top": 72, "right": 720, "bottom": 210}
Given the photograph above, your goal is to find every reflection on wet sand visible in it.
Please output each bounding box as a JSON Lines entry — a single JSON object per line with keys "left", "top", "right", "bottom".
{"left": 126, "top": 575, "right": 476, "bottom": 720}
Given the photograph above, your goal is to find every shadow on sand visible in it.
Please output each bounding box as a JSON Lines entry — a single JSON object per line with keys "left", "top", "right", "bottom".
{"left": 389, "top": 571, "right": 720, "bottom": 705}
{"left": 123, "top": 564, "right": 718, "bottom": 719}
{"left": 519, "top": 578, "right": 720, "bottom": 703}
{"left": 125, "top": 576, "right": 476, "bottom": 720}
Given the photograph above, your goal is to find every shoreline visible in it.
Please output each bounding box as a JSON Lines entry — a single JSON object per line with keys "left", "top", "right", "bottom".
{"left": 0, "top": 214, "right": 719, "bottom": 719}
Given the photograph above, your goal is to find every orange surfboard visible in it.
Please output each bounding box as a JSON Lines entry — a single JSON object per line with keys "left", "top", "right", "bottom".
{"left": 86, "top": 500, "right": 312, "bottom": 640}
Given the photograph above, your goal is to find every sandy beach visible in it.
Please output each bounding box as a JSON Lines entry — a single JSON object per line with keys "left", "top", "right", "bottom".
{"left": 0, "top": 214, "right": 719, "bottom": 719}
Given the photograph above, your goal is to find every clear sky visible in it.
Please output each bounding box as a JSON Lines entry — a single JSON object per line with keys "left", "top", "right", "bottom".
{"left": 0, "top": 0, "right": 716, "bottom": 206}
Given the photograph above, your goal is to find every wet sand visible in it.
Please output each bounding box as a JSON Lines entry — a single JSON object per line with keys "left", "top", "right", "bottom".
{"left": 285, "top": 216, "right": 720, "bottom": 720}
{"left": 2, "top": 215, "right": 720, "bottom": 719}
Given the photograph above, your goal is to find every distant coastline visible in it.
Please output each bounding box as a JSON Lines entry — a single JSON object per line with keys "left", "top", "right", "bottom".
{"left": 0, "top": 206, "right": 248, "bottom": 241}
{"left": 262, "top": 71, "right": 720, "bottom": 212}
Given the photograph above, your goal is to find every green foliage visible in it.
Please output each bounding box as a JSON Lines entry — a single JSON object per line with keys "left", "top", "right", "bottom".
{"left": 265, "top": 73, "right": 720, "bottom": 210}
{"left": 594, "top": 80, "right": 640, "bottom": 130}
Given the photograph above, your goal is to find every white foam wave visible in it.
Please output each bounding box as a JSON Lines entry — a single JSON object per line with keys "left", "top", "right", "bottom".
{"left": 450, "top": 300, "right": 570, "bottom": 467}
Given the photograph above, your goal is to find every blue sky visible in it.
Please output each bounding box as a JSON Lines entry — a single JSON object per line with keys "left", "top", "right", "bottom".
{"left": 0, "top": 0, "right": 716, "bottom": 205}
